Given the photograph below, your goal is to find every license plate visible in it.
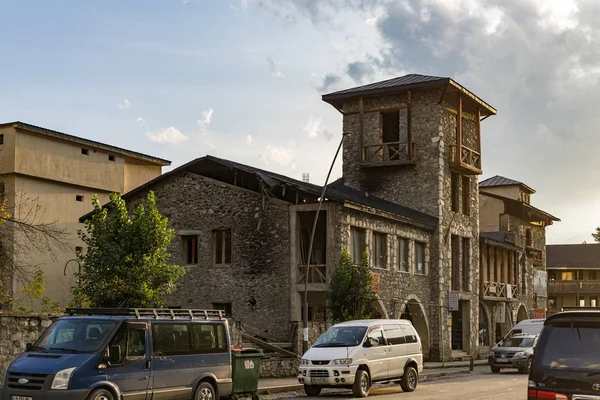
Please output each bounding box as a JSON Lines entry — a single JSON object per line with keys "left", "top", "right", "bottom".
{"left": 496, "top": 358, "right": 510, "bottom": 363}
{"left": 12, "top": 396, "right": 33, "bottom": 400}
{"left": 311, "top": 377, "right": 328, "bottom": 383}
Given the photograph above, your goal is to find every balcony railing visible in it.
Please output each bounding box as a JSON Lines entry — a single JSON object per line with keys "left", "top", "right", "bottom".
{"left": 297, "top": 264, "right": 327, "bottom": 284}
{"left": 482, "top": 281, "right": 519, "bottom": 300}
{"left": 548, "top": 280, "right": 600, "bottom": 295}
{"left": 362, "top": 141, "right": 415, "bottom": 166}
{"left": 449, "top": 144, "right": 482, "bottom": 175}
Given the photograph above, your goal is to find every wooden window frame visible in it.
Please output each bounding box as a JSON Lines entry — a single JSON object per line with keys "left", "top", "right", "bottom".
{"left": 372, "top": 232, "right": 387, "bottom": 269}
{"left": 397, "top": 237, "right": 409, "bottom": 272}
{"left": 414, "top": 241, "right": 426, "bottom": 275}
{"left": 213, "top": 229, "right": 232, "bottom": 265}
{"left": 182, "top": 235, "right": 198, "bottom": 265}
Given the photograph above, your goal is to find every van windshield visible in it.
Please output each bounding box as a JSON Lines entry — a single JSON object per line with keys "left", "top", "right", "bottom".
{"left": 500, "top": 336, "right": 534, "bottom": 347}
{"left": 313, "top": 326, "right": 367, "bottom": 348}
{"left": 33, "top": 319, "right": 118, "bottom": 353}
{"left": 541, "top": 324, "right": 600, "bottom": 371}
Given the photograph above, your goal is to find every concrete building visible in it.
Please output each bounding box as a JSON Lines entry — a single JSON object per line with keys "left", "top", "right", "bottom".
{"left": 478, "top": 176, "right": 559, "bottom": 346}
{"left": 0, "top": 121, "right": 170, "bottom": 307}
{"left": 546, "top": 243, "right": 600, "bottom": 312}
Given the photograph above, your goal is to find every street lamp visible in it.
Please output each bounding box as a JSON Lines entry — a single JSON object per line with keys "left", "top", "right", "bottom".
{"left": 303, "top": 130, "right": 352, "bottom": 354}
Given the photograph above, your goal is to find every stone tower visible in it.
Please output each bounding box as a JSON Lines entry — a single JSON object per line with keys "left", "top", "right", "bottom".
{"left": 322, "top": 74, "right": 496, "bottom": 360}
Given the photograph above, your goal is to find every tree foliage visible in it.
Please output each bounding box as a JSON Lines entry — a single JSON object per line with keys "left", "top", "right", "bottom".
{"left": 76, "top": 191, "right": 185, "bottom": 308}
{"left": 593, "top": 228, "right": 600, "bottom": 243}
{"left": 326, "top": 248, "right": 373, "bottom": 322}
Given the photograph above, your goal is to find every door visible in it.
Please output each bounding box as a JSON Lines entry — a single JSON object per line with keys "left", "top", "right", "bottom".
{"left": 383, "top": 324, "right": 406, "bottom": 379}
{"left": 104, "top": 322, "right": 150, "bottom": 400}
{"left": 452, "top": 304, "right": 463, "bottom": 350}
{"left": 363, "top": 326, "right": 389, "bottom": 380}
{"left": 150, "top": 322, "right": 196, "bottom": 400}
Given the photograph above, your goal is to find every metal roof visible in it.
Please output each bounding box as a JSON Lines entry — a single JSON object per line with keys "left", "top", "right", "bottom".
{"left": 321, "top": 73, "right": 496, "bottom": 115}
{"left": 547, "top": 244, "right": 600, "bottom": 269}
{"left": 0, "top": 121, "right": 171, "bottom": 166}
{"left": 479, "top": 175, "right": 535, "bottom": 193}
{"left": 80, "top": 155, "right": 439, "bottom": 230}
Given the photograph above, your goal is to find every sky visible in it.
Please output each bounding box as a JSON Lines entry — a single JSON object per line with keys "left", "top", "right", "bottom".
{"left": 0, "top": 0, "right": 597, "bottom": 244}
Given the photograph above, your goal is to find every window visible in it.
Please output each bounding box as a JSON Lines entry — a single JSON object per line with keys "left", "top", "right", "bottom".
{"left": 212, "top": 302, "right": 232, "bottom": 317}
{"left": 526, "top": 229, "right": 532, "bottom": 247}
{"left": 81, "top": 148, "right": 89, "bottom": 155}
{"left": 381, "top": 111, "right": 400, "bottom": 143}
{"left": 462, "top": 238, "right": 470, "bottom": 291}
{"left": 397, "top": 237, "right": 409, "bottom": 272}
{"left": 213, "top": 229, "right": 232, "bottom": 264}
{"left": 182, "top": 235, "right": 198, "bottom": 265}
{"left": 590, "top": 270, "right": 597, "bottom": 280}
{"left": 127, "top": 326, "right": 147, "bottom": 359}
{"left": 367, "top": 326, "right": 386, "bottom": 346}
{"left": 0, "top": 134, "right": 4, "bottom": 145}
{"left": 561, "top": 271, "right": 574, "bottom": 281}
{"left": 108, "top": 155, "right": 116, "bottom": 162}
{"left": 192, "top": 324, "right": 228, "bottom": 354}
{"left": 541, "top": 323, "right": 600, "bottom": 370}
{"left": 415, "top": 242, "right": 425, "bottom": 274}
{"left": 451, "top": 173, "right": 459, "bottom": 212}
{"left": 350, "top": 227, "right": 366, "bottom": 264}
{"left": 592, "top": 297, "right": 598, "bottom": 307}
{"left": 401, "top": 325, "right": 418, "bottom": 343}
{"left": 152, "top": 323, "right": 191, "bottom": 356}
{"left": 451, "top": 235, "right": 460, "bottom": 289}
{"left": 383, "top": 325, "right": 406, "bottom": 345}
{"left": 580, "top": 298, "right": 586, "bottom": 307}
{"left": 373, "top": 232, "right": 387, "bottom": 269}
{"left": 76, "top": 195, "right": 84, "bottom": 202}
{"left": 462, "top": 176, "right": 470, "bottom": 215}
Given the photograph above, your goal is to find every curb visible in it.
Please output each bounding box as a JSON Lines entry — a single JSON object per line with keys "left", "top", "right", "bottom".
{"left": 258, "top": 384, "right": 303, "bottom": 395}
{"left": 424, "top": 361, "right": 489, "bottom": 370}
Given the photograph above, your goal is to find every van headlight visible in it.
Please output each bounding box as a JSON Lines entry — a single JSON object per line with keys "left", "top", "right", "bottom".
{"left": 300, "top": 359, "right": 310, "bottom": 366}
{"left": 51, "top": 367, "right": 76, "bottom": 390}
{"left": 332, "top": 358, "right": 352, "bottom": 365}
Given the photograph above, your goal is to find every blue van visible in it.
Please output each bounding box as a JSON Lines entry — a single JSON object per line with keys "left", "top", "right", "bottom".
{"left": 1, "top": 308, "right": 233, "bottom": 400}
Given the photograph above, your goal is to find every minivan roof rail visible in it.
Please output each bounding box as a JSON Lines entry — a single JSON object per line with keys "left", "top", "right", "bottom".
{"left": 65, "top": 308, "right": 226, "bottom": 320}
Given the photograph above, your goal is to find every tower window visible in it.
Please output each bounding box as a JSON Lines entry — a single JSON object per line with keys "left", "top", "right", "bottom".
{"left": 81, "top": 148, "right": 89, "bottom": 155}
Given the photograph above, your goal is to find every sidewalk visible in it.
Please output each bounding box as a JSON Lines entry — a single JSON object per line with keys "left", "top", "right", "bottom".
{"left": 257, "top": 360, "right": 489, "bottom": 395}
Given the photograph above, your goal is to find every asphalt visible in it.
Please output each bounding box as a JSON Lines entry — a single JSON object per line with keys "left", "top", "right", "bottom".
{"left": 257, "top": 360, "right": 490, "bottom": 395}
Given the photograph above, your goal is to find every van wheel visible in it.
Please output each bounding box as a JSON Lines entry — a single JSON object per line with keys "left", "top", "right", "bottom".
{"left": 400, "top": 366, "right": 418, "bottom": 392}
{"left": 490, "top": 366, "right": 501, "bottom": 373}
{"left": 87, "top": 388, "right": 114, "bottom": 400}
{"left": 352, "top": 369, "right": 370, "bottom": 397}
{"left": 194, "top": 381, "right": 216, "bottom": 400}
{"left": 304, "top": 385, "right": 322, "bottom": 396}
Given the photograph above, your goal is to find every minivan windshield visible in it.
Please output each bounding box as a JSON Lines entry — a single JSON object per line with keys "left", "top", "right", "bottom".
{"left": 33, "top": 319, "right": 118, "bottom": 353}
{"left": 313, "top": 326, "right": 367, "bottom": 348}
{"left": 500, "top": 336, "right": 535, "bottom": 348}
{"left": 541, "top": 324, "right": 600, "bottom": 371}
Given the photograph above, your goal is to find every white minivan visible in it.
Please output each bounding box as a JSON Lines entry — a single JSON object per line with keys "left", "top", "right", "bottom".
{"left": 298, "top": 319, "right": 423, "bottom": 397}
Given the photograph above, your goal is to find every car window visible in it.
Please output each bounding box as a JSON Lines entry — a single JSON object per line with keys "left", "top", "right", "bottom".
{"left": 401, "top": 325, "right": 418, "bottom": 344}
{"left": 152, "top": 323, "right": 192, "bottom": 356}
{"left": 368, "top": 326, "right": 386, "bottom": 346}
{"left": 34, "top": 319, "right": 117, "bottom": 353}
{"left": 383, "top": 325, "right": 406, "bottom": 345}
{"left": 541, "top": 324, "right": 600, "bottom": 371}
{"left": 192, "top": 324, "right": 228, "bottom": 354}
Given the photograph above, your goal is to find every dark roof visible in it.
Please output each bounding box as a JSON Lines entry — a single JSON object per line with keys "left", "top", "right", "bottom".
{"left": 480, "top": 231, "right": 509, "bottom": 243}
{"left": 479, "top": 191, "right": 559, "bottom": 224}
{"left": 479, "top": 175, "right": 535, "bottom": 194}
{"left": 321, "top": 73, "right": 496, "bottom": 115}
{"left": 479, "top": 231, "right": 521, "bottom": 252}
{"left": 80, "top": 155, "right": 438, "bottom": 230}
{"left": 547, "top": 244, "right": 600, "bottom": 269}
{"left": 0, "top": 121, "right": 171, "bottom": 166}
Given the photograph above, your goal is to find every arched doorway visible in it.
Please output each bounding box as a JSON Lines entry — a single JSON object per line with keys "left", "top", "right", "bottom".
{"left": 478, "top": 303, "right": 491, "bottom": 347}
{"left": 494, "top": 303, "right": 513, "bottom": 344}
{"left": 517, "top": 305, "right": 528, "bottom": 323}
{"left": 401, "top": 299, "right": 430, "bottom": 360}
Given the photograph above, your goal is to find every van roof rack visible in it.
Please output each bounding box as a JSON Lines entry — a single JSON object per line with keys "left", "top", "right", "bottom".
{"left": 65, "top": 308, "right": 225, "bottom": 320}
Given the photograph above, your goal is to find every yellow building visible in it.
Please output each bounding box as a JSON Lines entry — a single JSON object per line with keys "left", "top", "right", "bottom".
{"left": 0, "top": 121, "right": 170, "bottom": 307}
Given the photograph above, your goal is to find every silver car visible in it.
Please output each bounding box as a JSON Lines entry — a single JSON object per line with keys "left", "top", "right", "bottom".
{"left": 488, "top": 333, "right": 538, "bottom": 374}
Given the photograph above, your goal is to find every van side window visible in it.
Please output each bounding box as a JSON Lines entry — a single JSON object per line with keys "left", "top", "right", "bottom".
{"left": 192, "top": 324, "right": 227, "bottom": 354}
{"left": 383, "top": 325, "right": 406, "bottom": 345}
{"left": 401, "top": 325, "right": 418, "bottom": 344}
{"left": 368, "top": 327, "right": 386, "bottom": 346}
{"left": 108, "top": 324, "right": 127, "bottom": 365}
{"left": 128, "top": 328, "right": 146, "bottom": 358}
{"left": 152, "top": 323, "right": 192, "bottom": 356}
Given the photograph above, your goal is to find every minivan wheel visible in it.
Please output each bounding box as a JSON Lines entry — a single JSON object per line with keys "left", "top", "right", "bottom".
{"left": 194, "top": 381, "right": 216, "bottom": 400}
{"left": 304, "top": 385, "right": 322, "bottom": 396}
{"left": 400, "top": 366, "right": 418, "bottom": 392}
{"left": 87, "top": 388, "right": 114, "bottom": 400}
{"left": 352, "top": 369, "right": 370, "bottom": 397}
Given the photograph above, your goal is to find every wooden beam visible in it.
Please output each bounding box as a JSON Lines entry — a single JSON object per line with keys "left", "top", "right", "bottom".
{"left": 438, "top": 84, "right": 448, "bottom": 104}
{"left": 359, "top": 97, "right": 364, "bottom": 162}
{"left": 457, "top": 95, "right": 463, "bottom": 154}
{"left": 241, "top": 333, "right": 297, "bottom": 358}
{"left": 407, "top": 90, "right": 413, "bottom": 160}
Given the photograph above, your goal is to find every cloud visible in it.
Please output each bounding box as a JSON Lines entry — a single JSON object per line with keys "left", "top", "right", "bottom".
{"left": 267, "top": 57, "right": 285, "bottom": 78}
{"left": 317, "top": 73, "right": 342, "bottom": 92}
{"left": 346, "top": 61, "right": 375, "bottom": 84}
{"left": 241, "top": 0, "right": 247, "bottom": 9}
{"left": 302, "top": 116, "right": 333, "bottom": 140}
{"left": 197, "top": 108, "right": 213, "bottom": 131}
{"left": 136, "top": 116, "right": 146, "bottom": 126}
{"left": 260, "top": 145, "right": 295, "bottom": 167}
{"left": 117, "top": 98, "right": 130, "bottom": 110}
{"left": 246, "top": 134, "right": 253, "bottom": 144}
{"left": 146, "top": 127, "right": 189, "bottom": 144}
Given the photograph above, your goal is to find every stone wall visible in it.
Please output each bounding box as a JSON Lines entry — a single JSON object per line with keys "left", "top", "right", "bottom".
{"left": 259, "top": 358, "right": 299, "bottom": 379}
{"left": 126, "top": 172, "right": 293, "bottom": 340}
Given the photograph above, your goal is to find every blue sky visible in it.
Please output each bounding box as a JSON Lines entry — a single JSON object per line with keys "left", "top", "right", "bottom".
{"left": 0, "top": 0, "right": 597, "bottom": 244}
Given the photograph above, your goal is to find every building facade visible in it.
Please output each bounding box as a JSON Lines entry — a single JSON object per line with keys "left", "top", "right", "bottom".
{"left": 0, "top": 121, "right": 169, "bottom": 307}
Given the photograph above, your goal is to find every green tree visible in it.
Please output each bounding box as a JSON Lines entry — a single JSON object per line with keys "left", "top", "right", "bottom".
{"left": 76, "top": 191, "right": 185, "bottom": 307}
{"left": 326, "top": 248, "right": 373, "bottom": 322}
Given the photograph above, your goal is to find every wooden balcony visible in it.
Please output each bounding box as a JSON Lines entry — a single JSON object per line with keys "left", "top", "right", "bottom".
{"left": 297, "top": 264, "right": 328, "bottom": 284}
{"left": 449, "top": 144, "right": 482, "bottom": 175}
{"left": 527, "top": 246, "right": 543, "bottom": 266}
{"left": 361, "top": 141, "right": 416, "bottom": 167}
{"left": 548, "top": 280, "right": 600, "bottom": 295}
{"left": 482, "top": 281, "right": 519, "bottom": 301}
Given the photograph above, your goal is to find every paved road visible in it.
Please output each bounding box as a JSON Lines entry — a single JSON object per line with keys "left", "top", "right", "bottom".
{"left": 279, "top": 370, "right": 528, "bottom": 400}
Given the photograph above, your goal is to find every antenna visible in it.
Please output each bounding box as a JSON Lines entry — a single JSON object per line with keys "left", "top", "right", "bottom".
{"left": 302, "top": 173, "right": 310, "bottom": 183}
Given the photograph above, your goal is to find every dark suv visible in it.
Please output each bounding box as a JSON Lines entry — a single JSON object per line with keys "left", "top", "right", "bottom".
{"left": 489, "top": 333, "right": 538, "bottom": 374}
{"left": 528, "top": 311, "right": 600, "bottom": 400}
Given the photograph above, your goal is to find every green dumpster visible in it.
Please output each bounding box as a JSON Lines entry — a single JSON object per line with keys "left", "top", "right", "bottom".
{"left": 231, "top": 348, "right": 263, "bottom": 394}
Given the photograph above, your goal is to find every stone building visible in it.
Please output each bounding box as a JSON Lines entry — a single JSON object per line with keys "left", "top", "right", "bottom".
{"left": 478, "top": 176, "right": 559, "bottom": 348}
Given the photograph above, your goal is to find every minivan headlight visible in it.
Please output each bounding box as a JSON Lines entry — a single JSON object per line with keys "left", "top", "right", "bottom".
{"left": 300, "top": 359, "right": 310, "bottom": 366}
{"left": 51, "top": 367, "right": 76, "bottom": 390}
{"left": 332, "top": 358, "right": 352, "bottom": 365}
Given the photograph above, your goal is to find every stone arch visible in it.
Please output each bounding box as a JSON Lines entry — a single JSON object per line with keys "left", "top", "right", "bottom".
{"left": 478, "top": 303, "right": 492, "bottom": 347}
{"left": 517, "top": 304, "right": 528, "bottom": 323}
{"left": 370, "top": 296, "right": 389, "bottom": 319}
{"left": 401, "top": 295, "right": 430, "bottom": 360}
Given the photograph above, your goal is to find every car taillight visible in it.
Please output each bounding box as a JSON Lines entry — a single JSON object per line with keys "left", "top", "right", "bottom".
{"left": 527, "top": 388, "right": 568, "bottom": 400}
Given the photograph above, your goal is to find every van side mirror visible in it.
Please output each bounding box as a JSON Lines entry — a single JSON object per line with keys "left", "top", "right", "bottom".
{"left": 25, "top": 343, "right": 33, "bottom": 351}
{"left": 109, "top": 345, "right": 122, "bottom": 364}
